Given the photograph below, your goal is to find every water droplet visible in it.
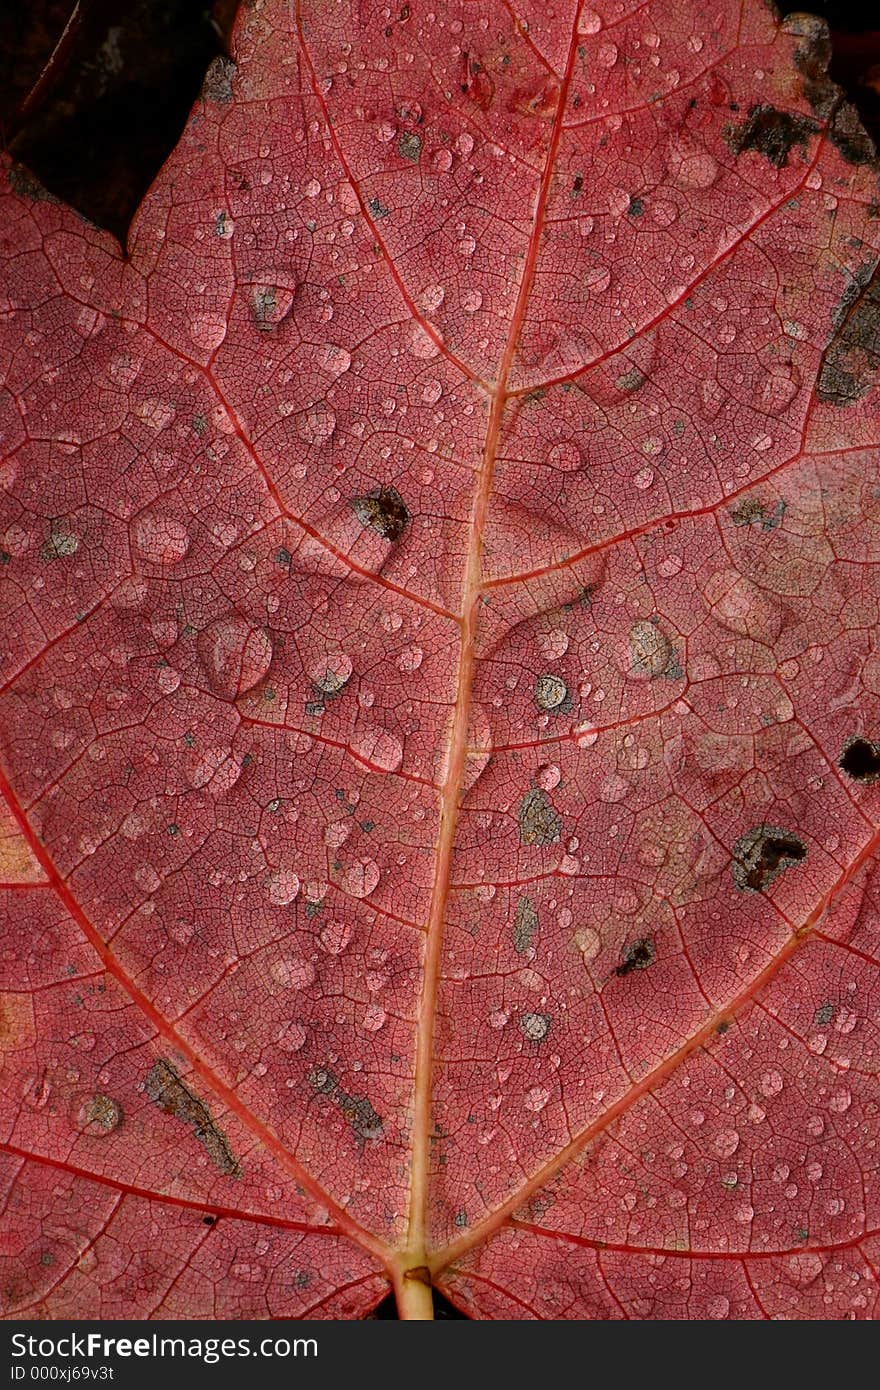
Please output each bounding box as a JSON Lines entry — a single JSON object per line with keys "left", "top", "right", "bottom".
{"left": 397, "top": 645, "right": 423, "bottom": 673}
{"left": 546, "top": 440, "right": 581, "bottom": 472}
{"left": 309, "top": 653, "right": 353, "bottom": 696}
{"left": 319, "top": 920, "right": 352, "bottom": 955}
{"left": 132, "top": 510, "right": 190, "bottom": 565}
{"left": 574, "top": 926, "right": 601, "bottom": 962}
{"left": 197, "top": 615, "right": 273, "bottom": 699}
{"left": 350, "top": 728, "right": 403, "bottom": 773}
{"left": 336, "top": 858, "right": 380, "bottom": 899}
{"left": 277, "top": 1021, "right": 306, "bottom": 1052}
{"left": 317, "top": 344, "right": 351, "bottom": 377}
{"left": 584, "top": 263, "right": 611, "bottom": 293}
{"left": 524, "top": 1086, "right": 550, "bottom": 1112}
{"left": 536, "top": 763, "right": 561, "bottom": 791}
{"left": 190, "top": 313, "right": 228, "bottom": 351}
{"left": 713, "top": 1129, "right": 740, "bottom": 1158}
{"left": 362, "top": 1004, "right": 387, "bottom": 1032}
{"left": 759, "top": 1069, "right": 783, "bottom": 1098}
{"left": 706, "top": 1295, "right": 729, "bottom": 1319}
{"left": 267, "top": 870, "right": 300, "bottom": 906}
{"left": 271, "top": 956, "right": 316, "bottom": 989}
{"left": 296, "top": 400, "right": 336, "bottom": 443}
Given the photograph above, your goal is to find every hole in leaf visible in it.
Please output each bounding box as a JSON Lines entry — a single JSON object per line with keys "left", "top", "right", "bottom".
{"left": 839, "top": 735, "right": 880, "bottom": 781}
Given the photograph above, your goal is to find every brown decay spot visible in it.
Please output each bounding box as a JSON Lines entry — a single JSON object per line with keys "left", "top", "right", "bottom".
{"left": 817, "top": 262, "right": 880, "bottom": 407}
{"left": 145, "top": 1059, "right": 240, "bottom": 1178}
{"left": 352, "top": 486, "right": 410, "bottom": 542}
{"left": 398, "top": 130, "right": 422, "bottom": 163}
{"left": 615, "top": 938, "right": 655, "bottom": 977}
{"left": 729, "top": 497, "right": 786, "bottom": 531}
{"left": 725, "top": 104, "right": 819, "bottom": 168}
{"left": 79, "top": 1093, "right": 123, "bottom": 1134}
{"left": 731, "top": 824, "right": 807, "bottom": 894}
{"left": 839, "top": 735, "right": 880, "bottom": 782}
{"left": 308, "top": 1067, "right": 383, "bottom": 1141}
{"left": 517, "top": 787, "right": 562, "bottom": 846}
{"left": 512, "top": 895, "right": 538, "bottom": 954}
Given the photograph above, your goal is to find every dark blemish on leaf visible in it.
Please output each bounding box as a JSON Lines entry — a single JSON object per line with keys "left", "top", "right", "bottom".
{"left": 202, "top": 56, "right": 235, "bottom": 104}
{"left": 616, "top": 366, "right": 645, "bottom": 393}
{"left": 398, "top": 130, "right": 422, "bottom": 163}
{"left": 627, "top": 195, "right": 644, "bottom": 217}
{"left": 615, "top": 938, "right": 655, "bottom": 977}
{"left": 214, "top": 211, "right": 230, "bottom": 237}
{"left": 839, "top": 735, "right": 880, "bottom": 782}
{"left": 725, "top": 104, "right": 819, "bottom": 168}
{"left": 307, "top": 1067, "right": 383, "bottom": 1141}
{"left": 276, "top": 546, "right": 292, "bottom": 567}
{"left": 520, "top": 1011, "right": 551, "bottom": 1043}
{"left": 41, "top": 521, "right": 79, "bottom": 561}
{"left": 731, "top": 824, "right": 807, "bottom": 893}
{"left": 828, "top": 103, "right": 875, "bottom": 167}
{"left": 202, "top": 1215, "right": 216, "bottom": 1225}
{"left": 715, "top": 1019, "right": 730, "bottom": 1034}
{"left": 534, "top": 673, "right": 570, "bottom": 712}
{"left": 79, "top": 1093, "right": 123, "bottom": 1134}
{"left": 145, "top": 1059, "right": 240, "bottom": 1178}
{"left": 368, "top": 197, "right": 390, "bottom": 219}
{"left": 572, "top": 174, "right": 583, "bottom": 194}
{"left": 192, "top": 413, "right": 207, "bottom": 436}
{"left": 512, "top": 895, "right": 538, "bottom": 954}
{"left": 352, "top": 486, "right": 410, "bottom": 542}
{"left": 730, "top": 497, "right": 786, "bottom": 531}
{"left": 517, "top": 787, "right": 562, "bottom": 846}
{"left": 783, "top": 12, "right": 836, "bottom": 117}
{"left": 454, "top": 1209, "right": 468, "bottom": 1228}
{"left": 817, "top": 263, "right": 880, "bottom": 406}
{"left": 815, "top": 1001, "right": 835, "bottom": 1026}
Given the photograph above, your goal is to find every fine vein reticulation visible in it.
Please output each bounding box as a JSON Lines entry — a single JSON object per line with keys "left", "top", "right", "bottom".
{"left": 2, "top": 0, "right": 880, "bottom": 1321}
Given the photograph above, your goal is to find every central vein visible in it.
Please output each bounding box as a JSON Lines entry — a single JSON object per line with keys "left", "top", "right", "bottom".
{"left": 396, "top": 8, "right": 584, "bottom": 1320}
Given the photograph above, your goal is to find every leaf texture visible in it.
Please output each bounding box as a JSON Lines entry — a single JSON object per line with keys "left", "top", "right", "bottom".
{"left": 1, "top": 0, "right": 880, "bottom": 1320}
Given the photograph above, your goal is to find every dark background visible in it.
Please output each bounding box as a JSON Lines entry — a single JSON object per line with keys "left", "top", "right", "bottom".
{"left": 0, "top": 0, "right": 877, "bottom": 1321}
{"left": 0, "top": 0, "right": 877, "bottom": 245}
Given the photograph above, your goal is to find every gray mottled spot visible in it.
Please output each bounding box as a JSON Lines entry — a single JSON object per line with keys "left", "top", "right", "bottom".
{"left": 308, "top": 1067, "right": 383, "bottom": 1141}
{"left": 517, "top": 788, "right": 561, "bottom": 846}
{"left": 512, "top": 895, "right": 538, "bottom": 954}
{"left": 520, "top": 1012, "right": 551, "bottom": 1043}
{"left": 145, "top": 1059, "right": 240, "bottom": 1178}
{"left": 731, "top": 824, "right": 807, "bottom": 894}
{"left": 398, "top": 130, "right": 422, "bottom": 163}
{"left": 535, "top": 673, "right": 568, "bottom": 711}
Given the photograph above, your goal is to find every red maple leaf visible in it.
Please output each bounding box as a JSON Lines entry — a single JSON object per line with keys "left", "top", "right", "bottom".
{"left": 1, "top": 0, "right": 879, "bottom": 1320}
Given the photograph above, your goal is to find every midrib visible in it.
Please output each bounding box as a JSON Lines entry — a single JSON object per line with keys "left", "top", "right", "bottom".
{"left": 396, "top": 8, "right": 585, "bottom": 1319}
